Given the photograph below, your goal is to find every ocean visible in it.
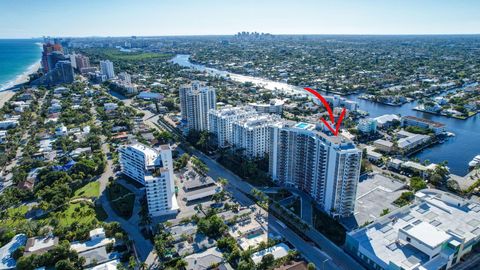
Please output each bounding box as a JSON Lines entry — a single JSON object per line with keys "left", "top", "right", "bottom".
{"left": 0, "top": 39, "right": 42, "bottom": 90}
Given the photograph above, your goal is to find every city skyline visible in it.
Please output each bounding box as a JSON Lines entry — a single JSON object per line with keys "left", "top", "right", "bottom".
{"left": 1, "top": 0, "right": 480, "bottom": 38}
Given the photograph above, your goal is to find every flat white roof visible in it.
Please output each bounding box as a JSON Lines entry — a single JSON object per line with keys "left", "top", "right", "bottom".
{"left": 349, "top": 189, "right": 480, "bottom": 269}
{"left": 402, "top": 221, "right": 451, "bottom": 248}
{"left": 128, "top": 143, "right": 159, "bottom": 166}
{"left": 0, "top": 234, "right": 26, "bottom": 269}
{"left": 251, "top": 243, "right": 290, "bottom": 264}
{"left": 374, "top": 114, "right": 400, "bottom": 125}
{"left": 26, "top": 236, "right": 57, "bottom": 253}
{"left": 86, "top": 260, "right": 120, "bottom": 270}
{"left": 71, "top": 237, "right": 115, "bottom": 253}
{"left": 374, "top": 139, "right": 394, "bottom": 147}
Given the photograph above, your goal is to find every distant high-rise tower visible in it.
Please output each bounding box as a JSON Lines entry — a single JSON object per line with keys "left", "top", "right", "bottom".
{"left": 41, "top": 42, "right": 63, "bottom": 73}
{"left": 32, "top": 60, "right": 74, "bottom": 86}
{"left": 56, "top": 61, "right": 75, "bottom": 84}
{"left": 269, "top": 121, "right": 362, "bottom": 217}
{"left": 74, "top": 54, "right": 90, "bottom": 71}
{"left": 100, "top": 60, "right": 115, "bottom": 79}
{"left": 179, "top": 81, "right": 216, "bottom": 132}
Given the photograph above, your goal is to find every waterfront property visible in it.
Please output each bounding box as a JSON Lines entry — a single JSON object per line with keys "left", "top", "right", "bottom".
{"left": 401, "top": 116, "right": 446, "bottom": 135}
{"left": 346, "top": 189, "right": 480, "bottom": 270}
{"left": 172, "top": 54, "right": 480, "bottom": 176}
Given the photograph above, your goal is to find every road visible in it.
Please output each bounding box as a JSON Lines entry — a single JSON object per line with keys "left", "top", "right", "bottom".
{"left": 263, "top": 186, "right": 315, "bottom": 225}
{"left": 111, "top": 93, "right": 365, "bottom": 269}
{"left": 92, "top": 102, "right": 154, "bottom": 263}
{"left": 2, "top": 93, "right": 47, "bottom": 192}
{"left": 184, "top": 147, "right": 364, "bottom": 270}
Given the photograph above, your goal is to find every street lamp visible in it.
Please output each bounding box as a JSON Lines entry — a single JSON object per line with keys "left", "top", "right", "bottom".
{"left": 322, "top": 259, "right": 329, "bottom": 270}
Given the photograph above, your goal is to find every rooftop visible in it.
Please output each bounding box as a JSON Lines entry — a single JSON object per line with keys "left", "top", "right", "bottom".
{"left": 401, "top": 221, "right": 450, "bottom": 249}
{"left": 184, "top": 247, "right": 224, "bottom": 270}
{"left": 397, "top": 134, "right": 430, "bottom": 149}
{"left": 235, "top": 114, "right": 281, "bottom": 129}
{"left": 209, "top": 105, "right": 256, "bottom": 117}
{"left": 183, "top": 175, "right": 216, "bottom": 190}
{"left": 71, "top": 237, "right": 115, "bottom": 254}
{"left": 25, "top": 235, "right": 59, "bottom": 255}
{"left": 127, "top": 143, "right": 160, "bottom": 167}
{"left": 374, "top": 114, "right": 401, "bottom": 125}
{"left": 374, "top": 139, "right": 394, "bottom": 148}
{"left": 251, "top": 243, "right": 291, "bottom": 264}
{"left": 402, "top": 116, "right": 445, "bottom": 128}
{"left": 348, "top": 189, "right": 480, "bottom": 269}
{"left": 0, "top": 234, "right": 27, "bottom": 269}
{"left": 86, "top": 260, "right": 120, "bottom": 270}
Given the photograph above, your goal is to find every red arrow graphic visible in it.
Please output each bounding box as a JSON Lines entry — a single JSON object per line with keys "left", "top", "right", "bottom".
{"left": 304, "top": 87, "right": 347, "bottom": 136}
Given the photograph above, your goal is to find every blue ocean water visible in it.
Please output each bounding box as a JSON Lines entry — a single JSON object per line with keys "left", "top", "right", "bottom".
{"left": 0, "top": 39, "right": 42, "bottom": 90}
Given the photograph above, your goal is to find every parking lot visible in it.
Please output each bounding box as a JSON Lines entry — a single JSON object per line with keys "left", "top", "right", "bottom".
{"left": 341, "top": 173, "right": 408, "bottom": 230}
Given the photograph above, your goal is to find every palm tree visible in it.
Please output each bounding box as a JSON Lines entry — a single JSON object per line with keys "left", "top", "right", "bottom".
{"left": 197, "top": 131, "right": 210, "bottom": 151}
{"left": 175, "top": 259, "right": 188, "bottom": 269}
{"left": 218, "top": 177, "right": 228, "bottom": 187}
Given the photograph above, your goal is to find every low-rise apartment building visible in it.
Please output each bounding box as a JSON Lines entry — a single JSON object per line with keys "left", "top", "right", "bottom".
{"left": 346, "top": 189, "right": 480, "bottom": 270}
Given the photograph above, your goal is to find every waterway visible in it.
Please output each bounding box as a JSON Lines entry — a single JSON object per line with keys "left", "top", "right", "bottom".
{"left": 171, "top": 54, "right": 480, "bottom": 176}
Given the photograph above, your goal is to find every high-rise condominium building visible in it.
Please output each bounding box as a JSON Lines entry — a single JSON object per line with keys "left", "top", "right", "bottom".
{"left": 41, "top": 42, "right": 63, "bottom": 72}
{"left": 74, "top": 54, "right": 90, "bottom": 71}
{"left": 118, "top": 72, "right": 131, "bottom": 84}
{"left": 179, "top": 81, "right": 216, "bottom": 132}
{"left": 32, "top": 60, "right": 74, "bottom": 86}
{"left": 119, "top": 143, "right": 178, "bottom": 217}
{"left": 208, "top": 106, "right": 258, "bottom": 148}
{"left": 232, "top": 114, "right": 282, "bottom": 158}
{"left": 269, "top": 121, "right": 362, "bottom": 217}
{"left": 100, "top": 60, "right": 115, "bottom": 79}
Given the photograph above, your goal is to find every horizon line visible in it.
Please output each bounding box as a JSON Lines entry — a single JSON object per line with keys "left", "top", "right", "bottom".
{"left": 2, "top": 32, "right": 480, "bottom": 39}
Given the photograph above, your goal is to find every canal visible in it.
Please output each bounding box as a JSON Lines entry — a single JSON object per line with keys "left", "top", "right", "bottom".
{"left": 171, "top": 54, "right": 480, "bottom": 176}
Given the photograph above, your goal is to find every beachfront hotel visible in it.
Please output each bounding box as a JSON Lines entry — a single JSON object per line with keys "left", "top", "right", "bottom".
{"left": 269, "top": 121, "right": 362, "bottom": 217}
{"left": 346, "top": 189, "right": 480, "bottom": 270}
{"left": 119, "top": 143, "right": 178, "bottom": 217}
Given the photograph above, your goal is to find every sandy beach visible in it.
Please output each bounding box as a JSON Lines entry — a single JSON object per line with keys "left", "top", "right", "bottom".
{"left": 0, "top": 61, "right": 41, "bottom": 108}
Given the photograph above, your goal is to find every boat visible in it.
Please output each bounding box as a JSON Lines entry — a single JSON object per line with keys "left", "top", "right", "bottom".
{"left": 445, "top": 132, "right": 456, "bottom": 137}
{"left": 469, "top": 155, "right": 480, "bottom": 168}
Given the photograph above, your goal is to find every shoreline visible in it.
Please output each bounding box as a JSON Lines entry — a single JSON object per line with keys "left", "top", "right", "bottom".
{"left": 0, "top": 60, "right": 41, "bottom": 108}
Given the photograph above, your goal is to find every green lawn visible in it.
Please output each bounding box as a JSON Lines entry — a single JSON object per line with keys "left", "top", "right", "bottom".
{"left": 107, "top": 183, "right": 135, "bottom": 219}
{"left": 56, "top": 202, "right": 98, "bottom": 227}
{"left": 74, "top": 181, "right": 100, "bottom": 198}
{"left": 3, "top": 205, "right": 29, "bottom": 228}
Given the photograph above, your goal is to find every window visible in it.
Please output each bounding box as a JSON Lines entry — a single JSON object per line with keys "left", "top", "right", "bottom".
{"left": 406, "top": 237, "right": 411, "bottom": 243}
